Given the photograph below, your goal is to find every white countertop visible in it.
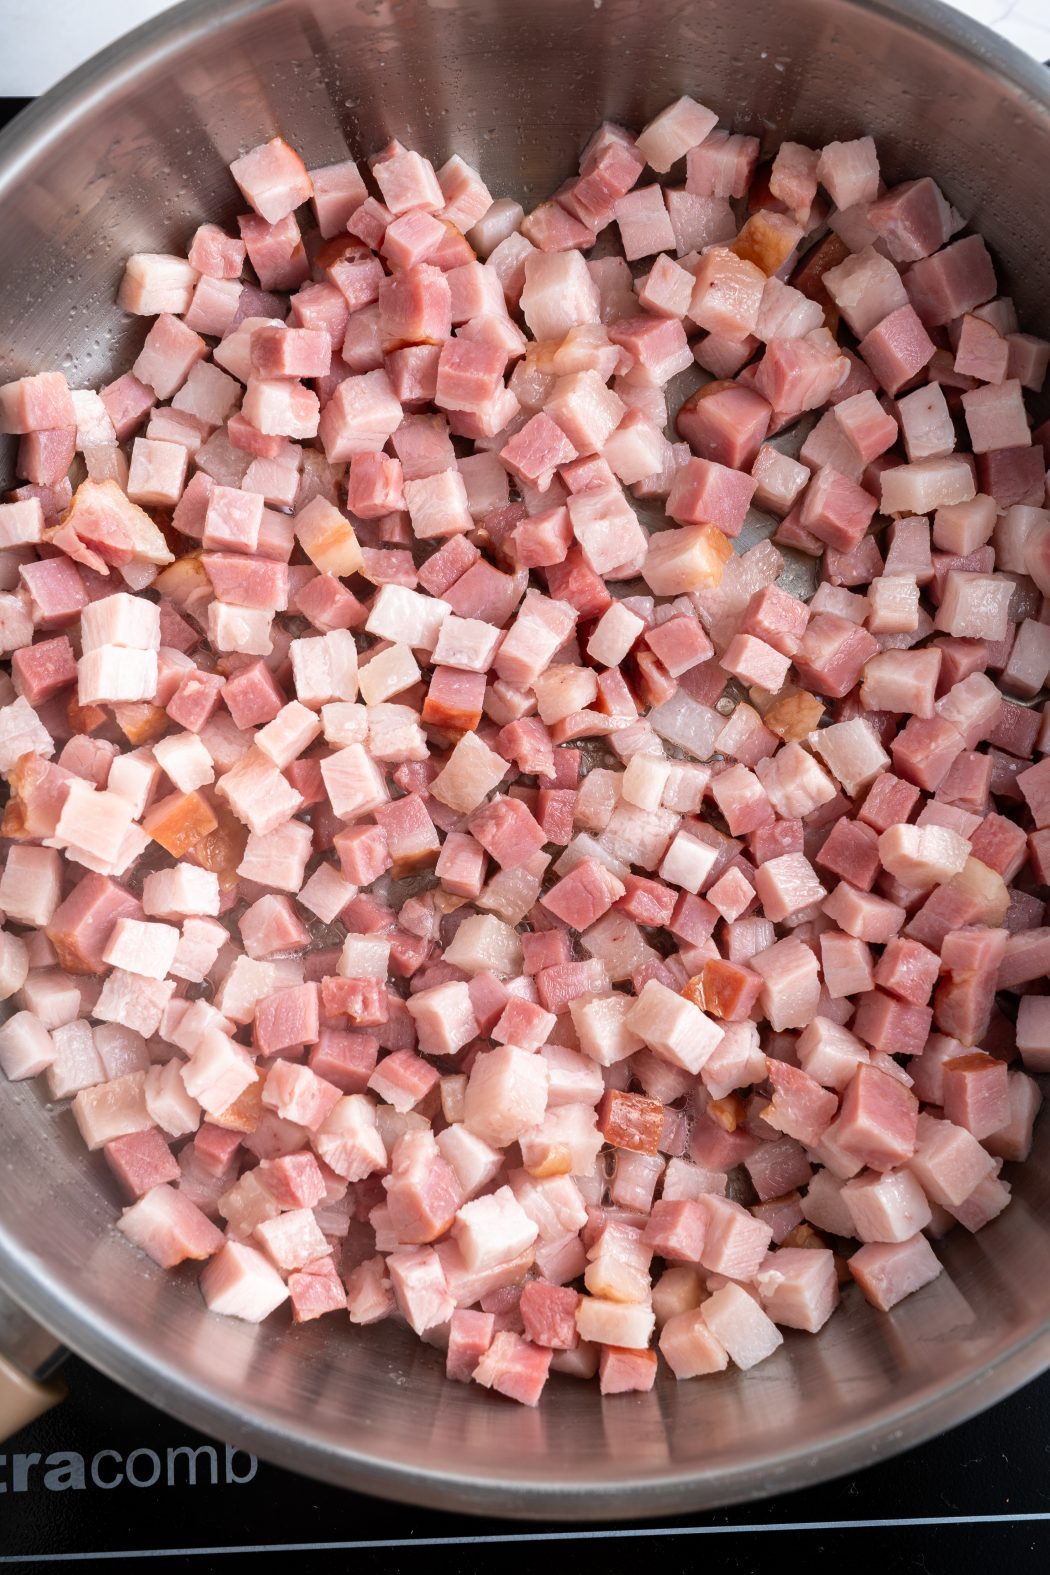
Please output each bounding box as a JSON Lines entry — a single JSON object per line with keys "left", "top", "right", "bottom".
{"left": 0, "top": 0, "right": 1046, "bottom": 96}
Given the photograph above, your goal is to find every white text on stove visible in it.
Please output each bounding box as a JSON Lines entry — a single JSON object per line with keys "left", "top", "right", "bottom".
{"left": 0, "top": 1444, "right": 258, "bottom": 1490}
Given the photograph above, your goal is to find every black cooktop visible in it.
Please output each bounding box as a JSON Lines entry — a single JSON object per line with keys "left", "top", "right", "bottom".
{"left": 1, "top": 1353, "right": 1049, "bottom": 1571}
{"left": 1, "top": 86, "right": 1049, "bottom": 1575}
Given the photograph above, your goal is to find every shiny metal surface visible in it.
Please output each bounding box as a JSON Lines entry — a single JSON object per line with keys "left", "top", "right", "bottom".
{"left": 0, "top": 1286, "right": 65, "bottom": 1382}
{"left": 0, "top": 0, "right": 1049, "bottom": 1520}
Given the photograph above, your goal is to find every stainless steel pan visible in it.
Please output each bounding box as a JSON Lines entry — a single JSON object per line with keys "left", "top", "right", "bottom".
{"left": 0, "top": 0, "right": 1049, "bottom": 1521}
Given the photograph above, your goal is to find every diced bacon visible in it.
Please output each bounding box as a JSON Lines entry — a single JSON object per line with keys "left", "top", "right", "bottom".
{"left": 470, "top": 1329, "right": 551, "bottom": 1407}
{"left": 865, "top": 176, "right": 955, "bottom": 262}
{"left": 754, "top": 1247, "right": 839, "bottom": 1332}
{"left": 753, "top": 336, "right": 849, "bottom": 414}
{"left": 635, "top": 96, "right": 717, "bottom": 172}
{"left": 308, "top": 1092, "right": 386, "bottom": 1182}
{"left": 685, "top": 130, "right": 758, "bottom": 199}
{"left": 0, "top": 1011, "right": 55, "bottom": 1081}
{"left": 816, "top": 136, "right": 880, "bottom": 207}
{"left": 104, "top": 1127, "right": 180, "bottom": 1200}
{"left": 906, "top": 234, "right": 996, "bottom": 327}
{"left": 823, "top": 247, "right": 907, "bottom": 340}
{"left": 700, "top": 1280, "right": 782, "bottom": 1369}
{"left": 750, "top": 937, "right": 821, "bottom": 1031}
{"left": 835, "top": 1064, "right": 918, "bottom": 1171}
{"left": 626, "top": 978, "right": 722, "bottom": 1074}
{"left": 659, "top": 1307, "right": 729, "bottom": 1378}
{"left": 119, "top": 1181, "right": 225, "bottom": 1271}
{"left": 614, "top": 184, "right": 675, "bottom": 261}
{"left": 520, "top": 251, "right": 600, "bottom": 342}
{"left": 686, "top": 247, "right": 765, "bottom": 343}
{"left": 198, "top": 1239, "right": 289, "bottom": 1323}
{"left": 0, "top": 372, "right": 76, "bottom": 435}
{"left": 230, "top": 137, "right": 311, "bottom": 225}
{"left": 849, "top": 1233, "right": 942, "bottom": 1311}
{"left": 339, "top": 1256, "right": 393, "bottom": 1327}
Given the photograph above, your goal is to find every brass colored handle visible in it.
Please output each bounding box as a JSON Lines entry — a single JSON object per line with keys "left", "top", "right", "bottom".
{"left": 0, "top": 1349, "right": 65, "bottom": 1440}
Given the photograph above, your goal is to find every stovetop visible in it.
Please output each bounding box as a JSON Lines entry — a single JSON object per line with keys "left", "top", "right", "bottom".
{"left": 3, "top": 7, "right": 1050, "bottom": 1560}
{"left": 2, "top": 1353, "right": 1049, "bottom": 1570}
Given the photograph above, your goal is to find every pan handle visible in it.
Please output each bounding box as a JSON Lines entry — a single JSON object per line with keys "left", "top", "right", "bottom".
{"left": 0, "top": 1288, "right": 66, "bottom": 1441}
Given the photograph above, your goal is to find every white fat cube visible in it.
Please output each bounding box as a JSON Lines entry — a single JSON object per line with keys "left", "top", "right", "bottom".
{"left": 206, "top": 602, "right": 274, "bottom": 656}
{"left": 365, "top": 583, "right": 450, "bottom": 653}
{"left": 153, "top": 731, "right": 215, "bottom": 793}
{"left": 77, "top": 646, "right": 158, "bottom": 704}
{"left": 102, "top": 919, "right": 180, "bottom": 980}
{"left": 357, "top": 643, "right": 421, "bottom": 706}
{"left": 79, "top": 592, "right": 161, "bottom": 652}
{"left": 338, "top": 933, "right": 392, "bottom": 980}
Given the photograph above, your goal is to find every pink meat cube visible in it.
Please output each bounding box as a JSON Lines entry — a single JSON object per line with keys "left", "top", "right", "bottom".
{"left": 961, "top": 378, "right": 1030, "bottom": 454}
{"left": 659, "top": 1308, "right": 729, "bottom": 1378}
{"left": 843, "top": 1167, "right": 932, "bottom": 1244}
{"left": 614, "top": 184, "right": 676, "bottom": 261}
{"left": 387, "top": 1245, "right": 455, "bottom": 1335}
{"left": 635, "top": 96, "right": 717, "bottom": 171}
{"left": 858, "top": 306, "right": 936, "bottom": 395}
{"left": 942, "top": 1051, "right": 1010, "bottom": 1140}
{"left": 598, "top": 1346, "right": 658, "bottom": 1395}
{"left": 816, "top": 819, "right": 880, "bottom": 892}
{"left": 874, "top": 936, "right": 940, "bottom": 1006}
{"left": 345, "top": 1257, "right": 395, "bottom": 1326}
{"left": 906, "top": 235, "right": 996, "bottom": 327}
{"left": 868, "top": 177, "right": 956, "bottom": 262}
{"left": 817, "top": 136, "right": 880, "bottom": 207}
{"left": 792, "top": 612, "right": 878, "bottom": 699}
{"left": 700, "top": 1280, "right": 782, "bottom": 1369}
{"left": 466, "top": 796, "right": 545, "bottom": 872}
{"left": 751, "top": 445, "right": 811, "bottom": 515}
{"left": 688, "top": 248, "right": 765, "bottom": 341}
{"left": 754, "top": 1247, "right": 839, "bottom": 1332}
{"left": 819, "top": 931, "right": 876, "bottom": 1000}
{"left": 200, "top": 1239, "right": 290, "bottom": 1322}
{"left": 306, "top": 158, "right": 366, "bottom": 236}
{"left": 231, "top": 137, "right": 312, "bottom": 224}
{"left": 643, "top": 1197, "right": 707, "bottom": 1262}
{"left": 824, "top": 247, "right": 908, "bottom": 339}
{"left": 12, "top": 635, "right": 76, "bottom": 706}
{"left": 472, "top": 1330, "right": 552, "bottom": 1407}
{"left": 255, "top": 986, "right": 323, "bottom": 1058}
{"left": 754, "top": 852, "right": 826, "bottom": 924}
{"left": 373, "top": 146, "right": 443, "bottom": 215}
{"left": 738, "top": 585, "right": 810, "bottom": 660}
{"left": 287, "top": 1257, "right": 346, "bottom": 1323}
{"left": 667, "top": 456, "right": 757, "bottom": 537}
{"left": 446, "top": 1307, "right": 496, "bottom": 1382}
{"left": 799, "top": 465, "right": 877, "bottom": 552}
{"left": 763, "top": 1058, "right": 837, "bottom": 1147}
{"left": 0, "top": 372, "right": 75, "bottom": 434}
{"left": 104, "top": 1128, "right": 180, "bottom": 1199}
{"left": 685, "top": 130, "right": 758, "bottom": 199}
{"left": 0, "top": 1011, "right": 55, "bottom": 1082}
{"left": 910, "top": 1111, "right": 998, "bottom": 1206}
{"left": 720, "top": 632, "right": 791, "bottom": 691}
{"left": 753, "top": 337, "right": 848, "bottom": 413}
{"left": 541, "top": 857, "right": 625, "bottom": 930}
{"left": 381, "top": 1129, "right": 463, "bottom": 1244}
{"left": 836, "top": 1064, "right": 918, "bottom": 1171}
{"left": 519, "top": 1280, "right": 579, "bottom": 1350}
{"left": 119, "top": 1183, "right": 224, "bottom": 1269}
{"left": 849, "top": 1234, "right": 942, "bottom": 1311}
{"left": 954, "top": 312, "right": 1009, "bottom": 383}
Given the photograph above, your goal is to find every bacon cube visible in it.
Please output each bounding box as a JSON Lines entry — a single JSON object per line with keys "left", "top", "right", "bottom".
{"left": 835, "top": 1064, "right": 918, "bottom": 1172}
{"left": 849, "top": 1234, "right": 942, "bottom": 1312}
